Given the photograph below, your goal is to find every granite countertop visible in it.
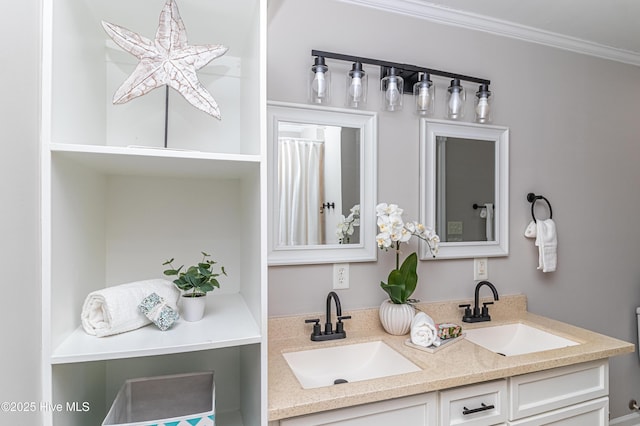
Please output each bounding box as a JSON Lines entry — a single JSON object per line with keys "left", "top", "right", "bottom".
{"left": 268, "top": 294, "right": 635, "bottom": 421}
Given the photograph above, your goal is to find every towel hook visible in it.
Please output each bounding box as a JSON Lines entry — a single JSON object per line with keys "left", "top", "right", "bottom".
{"left": 527, "top": 193, "right": 552, "bottom": 223}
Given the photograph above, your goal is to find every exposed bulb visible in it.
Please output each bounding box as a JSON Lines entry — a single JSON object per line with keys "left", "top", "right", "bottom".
{"left": 386, "top": 78, "right": 400, "bottom": 106}
{"left": 476, "top": 96, "right": 490, "bottom": 122}
{"left": 417, "top": 85, "right": 430, "bottom": 110}
{"left": 447, "top": 79, "right": 465, "bottom": 119}
{"left": 313, "top": 71, "right": 326, "bottom": 98}
{"left": 448, "top": 91, "right": 462, "bottom": 117}
{"left": 413, "top": 73, "right": 433, "bottom": 116}
{"left": 381, "top": 67, "right": 403, "bottom": 111}
{"left": 349, "top": 76, "right": 363, "bottom": 101}
{"left": 475, "top": 84, "right": 492, "bottom": 123}
{"left": 346, "top": 62, "right": 367, "bottom": 108}
{"left": 309, "top": 56, "right": 330, "bottom": 104}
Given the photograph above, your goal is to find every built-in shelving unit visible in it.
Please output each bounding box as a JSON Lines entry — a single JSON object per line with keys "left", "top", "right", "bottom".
{"left": 40, "top": 0, "right": 266, "bottom": 425}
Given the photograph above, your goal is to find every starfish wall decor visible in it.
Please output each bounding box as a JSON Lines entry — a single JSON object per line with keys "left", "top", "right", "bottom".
{"left": 102, "top": 0, "right": 228, "bottom": 119}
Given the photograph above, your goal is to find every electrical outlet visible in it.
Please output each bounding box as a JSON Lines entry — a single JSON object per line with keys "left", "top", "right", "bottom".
{"left": 474, "top": 258, "right": 488, "bottom": 280}
{"left": 447, "top": 221, "right": 463, "bottom": 235}
{"left": 333, "top": 263, "right": 349, "bottom": 289}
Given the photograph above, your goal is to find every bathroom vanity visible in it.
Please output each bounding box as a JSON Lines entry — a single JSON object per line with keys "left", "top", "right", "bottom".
{"left": 268, "top": 295, "right": 633, "bottom": 425}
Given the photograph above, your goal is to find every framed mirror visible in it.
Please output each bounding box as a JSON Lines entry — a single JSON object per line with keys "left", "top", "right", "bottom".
{"left": 267, "top": 101, "right": 378, "bottom": 265}
{"left": 419, "top": 118, "right": 509, "bottom": 259}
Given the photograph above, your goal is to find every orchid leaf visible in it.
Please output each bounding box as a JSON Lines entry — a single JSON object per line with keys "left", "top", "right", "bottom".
{"left": 380, "top": 252, "right": 418, "bottom": 304}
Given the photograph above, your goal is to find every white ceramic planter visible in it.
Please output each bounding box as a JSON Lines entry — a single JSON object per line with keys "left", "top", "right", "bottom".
{"left": 379, "top": 299, "right": 415, "bottom": 335}
{"left": 181, "top": 294, "right": 207, "bottom": 322}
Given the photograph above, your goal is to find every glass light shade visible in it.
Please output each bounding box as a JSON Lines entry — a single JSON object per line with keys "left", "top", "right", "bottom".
{"left": 447, "top": 78, "right": 465, "bottom": 120}
{"left": 380, "top": 67, "right": 403, "bottom": 112}
{"left": 346, "top": 62, "right": 368, "bottom": 108}
{"left": 475, "top": 84, "right": 492, "bottom": 124}
{"left": 309, "top": 56, "right": 331, "bottom": 104}
{"left": 413, "top": 73, "right": 434, "bottom": 116}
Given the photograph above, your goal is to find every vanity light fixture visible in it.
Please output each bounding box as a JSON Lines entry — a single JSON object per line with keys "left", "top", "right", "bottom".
{"left": 475, "top": 83, "right": 492, "bottom": 123}
{"left": 381, "top": 67, "right": 403, "bottom": 111}
{"left": 346, "top": 61, "right": 368, "bottom": 108}
{"left": 447, "top": 78, "right": 465, "bottom": 120}
{"left": 309, "top": 56, "right": 331, "bottom": 104}
{"left": 309, "top": 50, "right": 492, "bottom": 121}
{"left": 414, "top": 72, "right": 434, "bottom": 116}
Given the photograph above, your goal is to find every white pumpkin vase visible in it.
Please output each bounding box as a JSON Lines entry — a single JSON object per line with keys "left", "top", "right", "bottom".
{"left": 379, "top": 299, "right": 415, "bottom": 335}
{"left": 181, "top": 293, "right": 207, "bottom": 322}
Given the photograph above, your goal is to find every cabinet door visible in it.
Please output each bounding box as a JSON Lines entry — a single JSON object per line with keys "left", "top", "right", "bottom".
{"left": 507, "top": 397, "right": 608, "bottom": 426}
{"left": 279, "top": 393, "right": 436, "bottom": 425}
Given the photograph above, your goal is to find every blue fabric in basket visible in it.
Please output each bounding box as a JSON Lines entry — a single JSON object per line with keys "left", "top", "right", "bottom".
{"left": 151, "top": 415, "right": 214, "bottom": 425}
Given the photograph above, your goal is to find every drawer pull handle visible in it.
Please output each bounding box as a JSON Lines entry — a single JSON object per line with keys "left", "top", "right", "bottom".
{"left": 463, "top": 403, "right": 495, "bottom": 415}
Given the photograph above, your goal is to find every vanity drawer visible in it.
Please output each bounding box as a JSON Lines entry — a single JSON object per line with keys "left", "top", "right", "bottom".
{"left": 508, "top": 396, "right": 608, "bottom": 425}
{"left": 439, "top": 379, "right": 508, "bottom": 425}
{"left": 508, "top": 359, "right": 608, "bottom": 420}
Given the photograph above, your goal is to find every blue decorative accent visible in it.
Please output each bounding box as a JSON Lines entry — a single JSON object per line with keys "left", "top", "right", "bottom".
{"left": 186, "top": 419, "right": 202, "bottom": 425}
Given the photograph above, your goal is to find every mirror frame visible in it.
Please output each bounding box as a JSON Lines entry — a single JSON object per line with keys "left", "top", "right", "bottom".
{"left": 267, "top": 101, "right": 378, "bottom": 265}
{"left": 419, "top": 118, "right": 509, "bottom": 259}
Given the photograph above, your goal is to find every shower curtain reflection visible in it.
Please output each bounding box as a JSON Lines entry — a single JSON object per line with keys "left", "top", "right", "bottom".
{"left": 278, "top": 138, "right": 325, "bottom": 245}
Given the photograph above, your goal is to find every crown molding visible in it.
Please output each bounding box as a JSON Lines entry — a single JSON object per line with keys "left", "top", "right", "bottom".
{"left": 339, "top": 0, "right": 640, "bottom": 67}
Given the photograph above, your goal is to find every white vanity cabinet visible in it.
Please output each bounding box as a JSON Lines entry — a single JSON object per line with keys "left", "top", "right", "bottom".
{"left": 40, "top": 0, "right": 267, "bottom": 425}
{"left": 272, "top": 359, "right": 610, "bottom": 426}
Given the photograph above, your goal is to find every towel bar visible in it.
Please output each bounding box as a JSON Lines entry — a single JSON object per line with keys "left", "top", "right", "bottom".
{"left": 526, "top": 193, "right": 552, "bottom": 223}
{"left": 472, "top": 203, "right": 494, "bottom": 210}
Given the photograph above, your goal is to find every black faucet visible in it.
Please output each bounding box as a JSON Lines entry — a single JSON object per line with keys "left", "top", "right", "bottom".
{"left": 305, "top": 291, "right": 352, "bottom": 341}
{"left": 460, "top": 281, "right": 499, "bottom": 323}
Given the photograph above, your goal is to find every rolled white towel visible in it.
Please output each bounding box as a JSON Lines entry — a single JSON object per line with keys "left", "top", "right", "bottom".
{"left": 410, "top": 312, "right": 440, "bottom": 348}
{"left": 81, "top": 279, "right": 180, "bottom": 337}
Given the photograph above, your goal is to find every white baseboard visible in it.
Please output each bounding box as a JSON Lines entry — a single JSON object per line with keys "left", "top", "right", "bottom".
{"left": 610, "top": 413, "right": 640, "bottom": 426}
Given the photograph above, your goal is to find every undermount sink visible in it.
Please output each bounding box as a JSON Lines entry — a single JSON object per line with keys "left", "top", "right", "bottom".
{"left": 464, "top": 322, "right": 579, "bottom": 356}
{"left": 283, "top": 341, "right": 421, "bottom": 389}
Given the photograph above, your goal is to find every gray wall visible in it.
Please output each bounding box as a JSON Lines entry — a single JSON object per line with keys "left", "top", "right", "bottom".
{"left": 0, "top": 1, "right": 42, "bottom": 425}
{"left": 267, "top": 0, "right": 640, "bottom": 418}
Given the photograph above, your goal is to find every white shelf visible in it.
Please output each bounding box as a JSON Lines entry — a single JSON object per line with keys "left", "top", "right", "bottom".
{"left": 50, "top": 143, "right": 261, "bottom": 179}
{"left": 42, "top": 0, "right": 266, "bottom": 422}
{"left": 51, "top": 293, "right": 261, "bottom": 364}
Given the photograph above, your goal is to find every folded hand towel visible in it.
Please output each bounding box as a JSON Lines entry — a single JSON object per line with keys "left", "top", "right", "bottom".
{"left": 535, "top": 219, "right": 557, "bottom": 272}
{"left": 410, "top": 312, "right": 440, "bottom": 348}
{"left": 483, "top": 203, "right": 494, "bottom": 241}
{"left": 139, "top": 292, "right": 180, "bottom": 331}
{"left": 81, "top": 279, "right": 180, "bottom": 337}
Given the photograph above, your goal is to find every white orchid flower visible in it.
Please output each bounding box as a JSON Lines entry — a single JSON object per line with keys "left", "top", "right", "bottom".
{"left": 399, "top": 228, "right": 412, "bottom": 242}
{"left": 336, "top": 205, "right": 361, "bottom": 243}
{"left": 376, "top": 231, "right": 392, "bottom": 248}
{"left": 375, "top": 203, "right": 389, "bottom": 216}
{"left": 376, "top": 203, "right": 440, "bottom": 256}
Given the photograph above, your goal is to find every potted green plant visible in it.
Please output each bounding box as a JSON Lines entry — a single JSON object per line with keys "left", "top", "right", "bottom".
{"left": 376, "top": 203, "right": 439, "bottom": 335}
{"left": 162, "top": 252, "right": 226, "bottom": 321}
